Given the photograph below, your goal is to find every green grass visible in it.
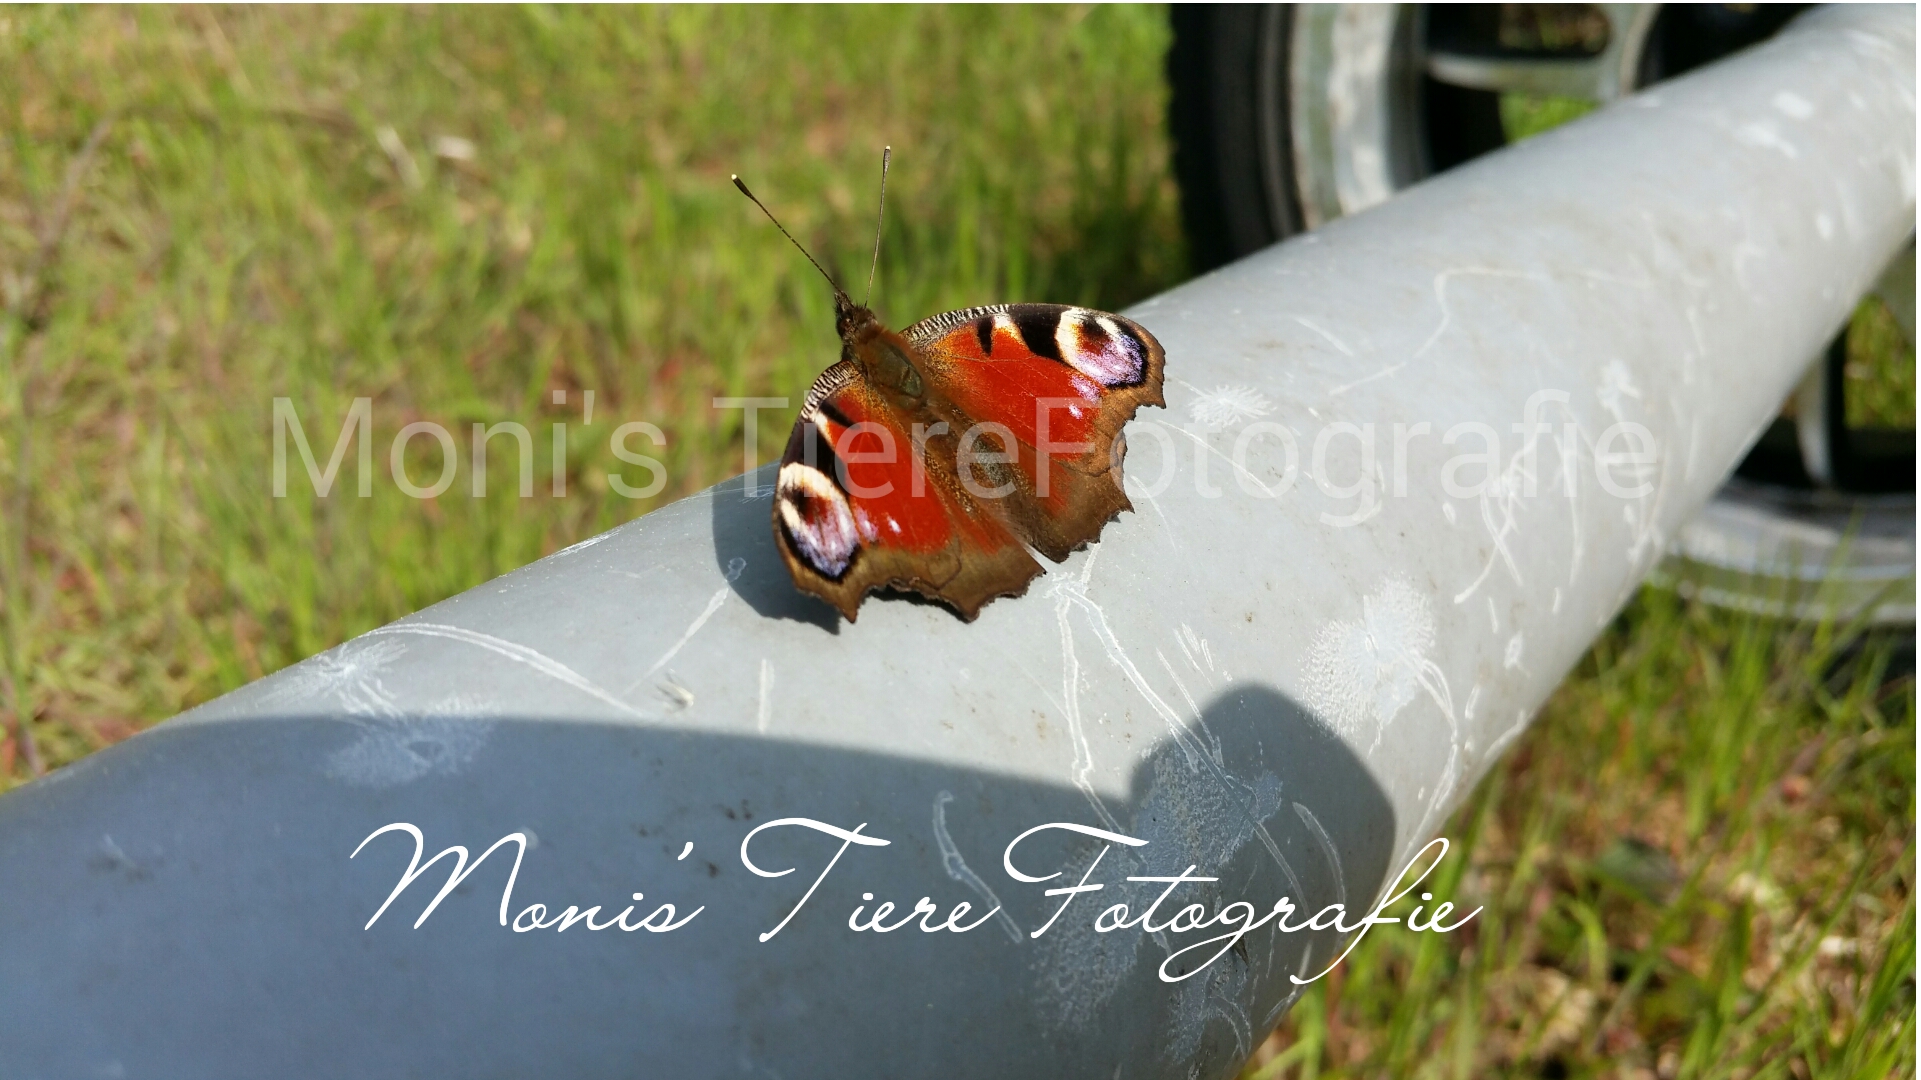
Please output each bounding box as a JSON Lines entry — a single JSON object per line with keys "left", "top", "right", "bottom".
{"left": 1243, "top": 596, "right": 1914, "bottom": 1080}
{"left": 0, "top": 8, "right": 1912, "bottom": 1076}
{"left": 1502, "top": 94, "right": 1599, "bottom": 142}
{"left": 1845, "top": 297, "right": 1916, "bottom": 430}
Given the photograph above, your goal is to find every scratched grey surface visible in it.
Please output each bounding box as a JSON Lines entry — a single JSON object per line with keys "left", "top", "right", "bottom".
{"left": 1, "top": 8, "right": 1913, "bottom": 1079}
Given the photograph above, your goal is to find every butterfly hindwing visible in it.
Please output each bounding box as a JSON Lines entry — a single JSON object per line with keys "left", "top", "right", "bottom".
{"left": 773, "top": 360, "right": 1045, "bottom": 622}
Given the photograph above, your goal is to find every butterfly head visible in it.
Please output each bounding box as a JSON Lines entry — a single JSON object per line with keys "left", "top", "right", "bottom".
{"left": 833, "top": 291, "right": 881, "bottom": 343}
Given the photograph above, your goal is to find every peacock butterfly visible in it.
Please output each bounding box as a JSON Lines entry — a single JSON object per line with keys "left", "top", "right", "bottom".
{"left": 735, "top": 150, "right": 1165, "bottom": 622}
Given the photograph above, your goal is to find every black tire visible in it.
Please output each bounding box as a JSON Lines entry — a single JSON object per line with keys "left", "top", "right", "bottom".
{"left": 1166, "top": 5, "right": 1297, "bottom": 272}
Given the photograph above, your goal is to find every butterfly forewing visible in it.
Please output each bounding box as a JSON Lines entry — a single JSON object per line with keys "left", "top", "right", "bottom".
{"left": 906, "top": 303, "right": 1166, "bottom": 562}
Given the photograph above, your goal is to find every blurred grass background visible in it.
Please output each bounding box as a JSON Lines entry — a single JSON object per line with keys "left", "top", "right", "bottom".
{"left": 0, "top": 4, "right": 1180, "bottom": 743}
{"left": 0, "top": 7, "right": 1910, "bottom": 1078}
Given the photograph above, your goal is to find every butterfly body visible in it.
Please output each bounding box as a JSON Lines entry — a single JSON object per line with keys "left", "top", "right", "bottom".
{"left": 773, "top": 293, "right": 1165, "bottom": 622}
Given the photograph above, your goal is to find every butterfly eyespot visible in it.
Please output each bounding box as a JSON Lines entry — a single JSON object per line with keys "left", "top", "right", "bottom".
{"left": 777, "top": 462, "right": 859, "bottom": 579}
{"left": 1053, "top": 313, "right": 1146, "bottom": 388}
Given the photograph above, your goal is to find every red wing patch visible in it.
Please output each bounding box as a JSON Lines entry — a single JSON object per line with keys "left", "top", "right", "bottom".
{"left": 773, "top": 362, "right": 1042, "bottom": 621}
{"left": 909, "top": 305, "right": 1162, "bottom": 448}
{"left": 906, "top": 304, "right": 1167, "bottom": 560}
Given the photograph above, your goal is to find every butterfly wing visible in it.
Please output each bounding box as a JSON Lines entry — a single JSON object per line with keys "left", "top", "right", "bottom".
{"left": 903, "top": 303, "right": 1166, "bottom": 562}
{"left": 773, "top": 360, "right": 1045, "bottom": 622}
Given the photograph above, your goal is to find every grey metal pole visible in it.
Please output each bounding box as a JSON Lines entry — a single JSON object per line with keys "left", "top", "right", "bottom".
{"left": 1, "top": 7, "right": 1911, "bottom": 1078}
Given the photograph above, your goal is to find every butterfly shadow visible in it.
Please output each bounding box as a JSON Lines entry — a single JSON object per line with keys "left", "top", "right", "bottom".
{"left": 710, "top": 465, "right": 842, "bottom": 634}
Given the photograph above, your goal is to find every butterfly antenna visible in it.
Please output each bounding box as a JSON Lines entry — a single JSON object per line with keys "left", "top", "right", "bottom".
{"left": 732, "top": 174, "right": 843, "bottom": 298}
{"left": 864, "top": 146, "right": 891, "bottom": 307}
